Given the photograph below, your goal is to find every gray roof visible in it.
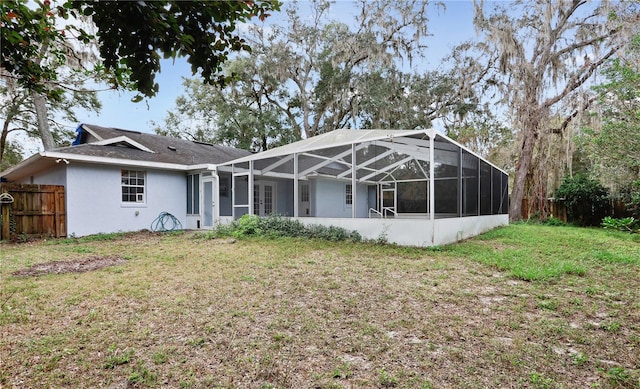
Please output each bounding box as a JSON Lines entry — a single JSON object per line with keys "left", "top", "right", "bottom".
{"left": 0, "top": 124, "right": 252, "bottom": 181}
{"left": 72, "top": 124, "right": 251, "bottom": 165}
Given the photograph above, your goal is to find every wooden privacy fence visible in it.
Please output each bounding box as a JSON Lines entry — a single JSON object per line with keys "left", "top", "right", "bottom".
{"left": 0, "top": 184, "right": 66, "bottom": 240}
{"left": 521, "top": 198, "right": 568, "bottom": 222}
{"left": 521, "top": 197, "right": 631, "bottom": 223}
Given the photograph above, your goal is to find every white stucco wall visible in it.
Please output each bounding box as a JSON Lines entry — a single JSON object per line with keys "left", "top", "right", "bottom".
{"left": 311, "top": 179, "right": 369, "bottom": 218}
{"left": 185, "top": 215, "right": 200, "bottom": 230}
{"left": 296, "top": 214, "right": 508, "bottom": 247}
{"left": 65, "top": 163, "right": 187, "bottom": 237}
{"left": 16, "top": 165, "right": 66, "bottom": 185}
{"left": 433, "top": 215, "right": 509, "bottom": 245}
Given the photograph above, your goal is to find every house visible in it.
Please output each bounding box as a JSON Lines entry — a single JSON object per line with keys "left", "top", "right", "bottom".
{"left": 1, "top": 125, "right": 508, "bottom": 246}
{"left": 215, "top": 128, "right": 509, "bottom": 246}
{"left": 0, "top": 124, "right": 250, "bottom": 237}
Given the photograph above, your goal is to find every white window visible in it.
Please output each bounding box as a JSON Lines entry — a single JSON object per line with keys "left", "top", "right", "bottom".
{"left": 345, "top": 184, "right": 353, "bottom": 205}
{"left": 187, "top": 174, "right": 200, "bottom": 214}
{"left": 121, "top": 170, "right": 145, "bottom": 203}
{"left": 300, "top": 183, "right": 309, "bottom": 202}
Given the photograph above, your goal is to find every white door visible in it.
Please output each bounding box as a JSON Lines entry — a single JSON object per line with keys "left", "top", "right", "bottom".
{"left": 203, "top": 178, "right": 215, "bottom": 227}
{"left": 253, "top": 181, "right": 276, "bottom": 216}
{"left": 299, "top": 183, "right": 310, "bottom": 216}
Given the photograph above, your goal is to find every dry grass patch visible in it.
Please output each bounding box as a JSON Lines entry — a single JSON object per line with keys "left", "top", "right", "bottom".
{"left": 1, "top": 226, "right": 638, "bottom": 388}
{"left": 12, "top": 256, "right": 127, "bottom": 277}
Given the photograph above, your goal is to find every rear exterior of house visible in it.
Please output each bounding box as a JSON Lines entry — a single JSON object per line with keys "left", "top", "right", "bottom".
{"left": 1, "top": 124, "right": 249, "bottom": 237}
{"left": 2, "top": 125, "right": 508, "bottom": 246}
{"left": 21, "top": 162, "right": 187, "bottom": 237}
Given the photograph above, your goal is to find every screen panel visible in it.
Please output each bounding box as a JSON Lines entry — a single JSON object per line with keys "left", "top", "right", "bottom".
{"left": 480, "top": 161, "right": 492, "bottom": 215}
{"left": 462, "top": 151, "right": 479, "bottom": 216}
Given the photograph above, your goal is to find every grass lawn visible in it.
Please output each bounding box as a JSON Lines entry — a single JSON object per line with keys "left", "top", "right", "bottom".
{"left": 1, "top": 224, "right": 639, "bottom": 388}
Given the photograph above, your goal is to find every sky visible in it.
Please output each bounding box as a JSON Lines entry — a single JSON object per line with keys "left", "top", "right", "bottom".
{"left": 61, "top": 1, "right": 480, "bottom": 139}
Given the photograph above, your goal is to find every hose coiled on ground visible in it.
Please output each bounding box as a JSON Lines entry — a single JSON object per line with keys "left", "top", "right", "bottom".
{"left": 150, "top": 211, "right": 183, "bottom": 232}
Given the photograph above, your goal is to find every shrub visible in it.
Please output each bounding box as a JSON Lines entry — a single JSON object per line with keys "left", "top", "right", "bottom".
{"left": 543, "top": 216, "right": 565, "bottom": 226}
{"left": 233, "top": 214, "right": 262, "bottom": 238}
{"left": 204, "top": 214, "right": 362, "bottom": 243}
{"left": 601, "top": 216, "right": 639, "bottom": 233}
{"left": 618, "top": 179, "right": 640, "bottom": 218}
{"left": 555, "top": 175, "right": 610, "bottom": 226}
{"left": 257, "top": 214, "right": 307, "bottom": 237}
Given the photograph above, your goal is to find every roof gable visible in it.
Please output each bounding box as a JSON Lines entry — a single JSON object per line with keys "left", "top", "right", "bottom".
{"left": 91, "top": 135, "right": 155, "bottom": 153}
{"left": 65, "top": 124, "right": 251, "bottom": 165}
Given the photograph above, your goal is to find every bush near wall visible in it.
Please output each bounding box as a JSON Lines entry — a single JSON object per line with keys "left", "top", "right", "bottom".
{"left": 555, "top": 175, "right": 610, "bottom": 226}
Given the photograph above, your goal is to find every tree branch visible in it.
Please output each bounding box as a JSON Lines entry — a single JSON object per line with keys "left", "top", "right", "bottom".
{"left": 543, "top": 44, "right": 621, "bottom": 109}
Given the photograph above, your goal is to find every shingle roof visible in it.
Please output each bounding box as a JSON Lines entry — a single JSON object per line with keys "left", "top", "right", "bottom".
{"left": 0, "top": 124, "right": 252, "bottom": 182}
{"left": 70, "top": 124, "right": 251, "bottom": 165}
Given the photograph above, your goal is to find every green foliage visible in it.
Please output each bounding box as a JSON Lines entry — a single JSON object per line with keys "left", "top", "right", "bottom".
{"left": 0, "top": 141, "right": 24, "bottom": 171}
{"left": 205, "top": 214, "right": 362, "bottom": 243}
{"left": 603, "top": 367, "right": 639, "bottom": 387}
{"left": 1, "top": 1, "right": 102, "bottom": 157}
{"left": 446, "top": 224, "right": 639, "bottom": 281}
{"left": 579, "top": 43, "right": 640, "bottom": 189}
{"left": 158, "top": 1, "right": 474, "bottom": 148}
{"left": 601, "top": 216, "right": 639, "bottom": 233}
{"left": 127, "top": 362, "right": 157, "bottom": 386}
{"left": 543, "top": 216, "right": 565, "bottom": 226}
{"left": 1, "top": 0, "right": 280, "bottom": 100}
{"left": 73, "top": 1, "right": 280, "bottom": 98}
{"left": 103, "top": 345, "right": 133, "bottom": 369}
{"left": 154, "top": 76, "right": 295, "bottom": 152}
{"left": 152, "top": 351, "right": 168, "bottom": 365}
{"left": 233, "top": 214, "right": 263, "bottom": 238}
{"left": 378, "top": 369, "right": 399, "bottom": 387}
{"left": 555, "top": 175, "right": 610, "bottom": 226}
{"left": 618, "top": 179, "right": 640, "bottom": 218}
{"left": 0, "top": 0, "right": 66, "bottom": 97}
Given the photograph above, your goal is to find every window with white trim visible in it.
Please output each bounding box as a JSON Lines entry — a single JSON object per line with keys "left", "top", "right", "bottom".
{"left": 345, "top": 184, "right": 353, "bottom": 205}
{"left": 300, "top": 183, "right": 309, "bottom": 202}
{"left": 121, "top": 170, "right": 145, "bottom": 203}
{"left": 187, "top": 174, "right": 200, "bottom": 214}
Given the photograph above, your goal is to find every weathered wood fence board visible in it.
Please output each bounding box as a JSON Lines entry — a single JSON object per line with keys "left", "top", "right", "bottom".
{"left": 0, "top": 184, "right": 66, "bottom": 240}
{"left": 521, "top": 197, "right": 630, "bottom": 223}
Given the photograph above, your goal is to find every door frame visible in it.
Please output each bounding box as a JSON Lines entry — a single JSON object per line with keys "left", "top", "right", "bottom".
{"left": 253, "top": 180, "right": 277, "bottom": 216}
{"left": 201, "top": 174, "right": 219, "bottom": 228}
{"left": 299, "top": 182, "right": 310, "bottom": 217}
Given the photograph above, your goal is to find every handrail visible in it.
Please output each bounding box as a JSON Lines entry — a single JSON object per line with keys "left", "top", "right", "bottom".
{"left": 368, "top": 208, "right": 383, "bottom": 218}
{"left": 383, "top": 207, "right": 397, "bottom": 218}
{"left": 369, "top": 207, "right": 398, "bottom": 218}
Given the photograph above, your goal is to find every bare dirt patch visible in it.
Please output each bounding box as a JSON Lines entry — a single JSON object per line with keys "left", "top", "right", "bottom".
{"left": 12, "top": 256, "right": 126, "bottom": 277}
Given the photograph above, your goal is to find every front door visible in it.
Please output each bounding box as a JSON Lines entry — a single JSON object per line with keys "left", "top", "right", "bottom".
{"left": 253, "top": 181, "right": 276, "bottom": 216}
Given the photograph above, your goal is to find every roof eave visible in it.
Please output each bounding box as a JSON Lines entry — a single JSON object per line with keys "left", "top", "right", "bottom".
{"left": 41, "top": 151, "right": 194, "bottom": 171}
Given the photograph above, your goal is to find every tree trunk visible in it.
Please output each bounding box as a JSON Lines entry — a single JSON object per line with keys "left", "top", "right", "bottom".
{"left": 509, "top": 122, "right": 539, "bottom": 221}
{"left": 32, "top": 92, "right": 56, "bottom": 150}
{"left": 1, "top": 120, "right": 10, "bottom": 162}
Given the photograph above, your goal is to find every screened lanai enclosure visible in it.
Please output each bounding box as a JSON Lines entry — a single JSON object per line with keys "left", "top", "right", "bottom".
{"left": 213, "top": 129, "right": 508, "bottom": 246}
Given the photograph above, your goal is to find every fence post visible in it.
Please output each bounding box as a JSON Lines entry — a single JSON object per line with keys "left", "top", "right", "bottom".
{"left": 1, "top": 203, "right": 10, "bottom": 240}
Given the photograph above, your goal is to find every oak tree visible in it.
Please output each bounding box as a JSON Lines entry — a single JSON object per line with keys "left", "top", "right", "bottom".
{"left": 465, "top": 0, "right": 639, "bottom": 220}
